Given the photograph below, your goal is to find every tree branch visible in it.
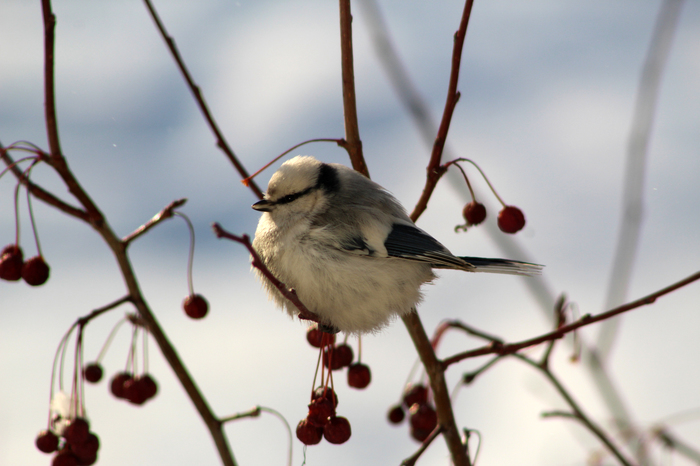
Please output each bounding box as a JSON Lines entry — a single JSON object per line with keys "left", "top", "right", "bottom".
{"left": 338, "top": 0, "right": 368, "bottom": 177}
{"left": 409, "top": 0, "right": 474, "bottom": 222}
{"left": 142, "top": 0, "right": 263, "bottom": 199}
{"left": 443, "top": 270, "right": 700, "bottom": 366}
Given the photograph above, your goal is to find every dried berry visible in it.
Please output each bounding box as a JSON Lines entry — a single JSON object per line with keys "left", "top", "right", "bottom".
{"left": 296, "top": 418, "right": 323, "bottom": 445}
{"left": 347, "top": 363, "right": 371, "bottom": 389}
{"left": 497, "top": 206, "right": 526, "bottom": 234}
{"left": 82, "top": 363, "right": 103, "bottom": 384}
{"left": 323, "top": 416, "right": 351, "bottom": 444}
{"left": 52, "top": 449, "right": 79, "bottom": 466}
{"left": 183, "top": 294, "right": 208, "bottom": 319}
{"left": 323, "top": 344, "right": 353, "bottom": 370}
{"left": 387, "top": 405, "right": 405, "bottom": 424}
{"left": 462, "top": 201, "right": 486, "bottom": 226}
{"left": 63, "top": 418, "right": 90, "bottom": 446}
{"left": 306, "top": 325, "right": 335, "bottom": 348}
{"left": 403, "top": 384, "right": 429, "bottom": 408}
{"left": 110, "top": 372, "right": 132, "bottom": 399}
{"left": 313, "top": 386, "right": 338, "bottom": 408}
{"left": 22, "top": 255, "right": 50, "bottom": 286}
{"left": 409, "top": 403, "right": 438, "bottom": 433}
{"left": 0, "top": 244, "right": 23, "bottom": 281}
{"left": 35, "top": 429, "right": 59, "bottom": 453}
{"left": 70, "top": 432, "right": 100, "bottom": 461}
{"left": 307, "top": 397, "right": 334, "bottom": 427}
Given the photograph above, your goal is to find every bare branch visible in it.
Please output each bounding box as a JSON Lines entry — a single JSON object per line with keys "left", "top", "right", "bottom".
{"left": 338, "top": 0, "right": 368, "bottom": 176}
{"left": 443, "top": 270, "right": 700, "bottom": 367}
{"left": 122, "top": 198, "right": 188, "bottom": 245}
{"left": 141, "top": 0, "right": 264, "bottom": 199}
{"left": 400, "top": 425, "right": 444, "bottom": 466}
{"left": 211, "top": 223, "right": 322, "bottom": 325}
{"left": 409, "top": 0, "right": 474, "bottom": 222}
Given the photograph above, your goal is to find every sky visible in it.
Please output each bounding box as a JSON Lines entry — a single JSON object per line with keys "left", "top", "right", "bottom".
{"left": 1, "top": 1, "right": 699, "bottom": 465}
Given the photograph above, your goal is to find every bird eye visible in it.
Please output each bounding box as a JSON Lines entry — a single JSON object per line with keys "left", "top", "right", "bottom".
{"left": 278, "top": 193, "right": 300, "bottom": 204}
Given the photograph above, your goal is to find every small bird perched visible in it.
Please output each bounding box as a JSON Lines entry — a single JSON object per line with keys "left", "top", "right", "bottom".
{"left": 252, "top": 156, "right": 541, "bottom": 334}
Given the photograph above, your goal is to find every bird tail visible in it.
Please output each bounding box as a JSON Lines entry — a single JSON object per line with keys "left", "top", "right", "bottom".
{"left": 457, "top": 256, "right": 543, "bottom": 277}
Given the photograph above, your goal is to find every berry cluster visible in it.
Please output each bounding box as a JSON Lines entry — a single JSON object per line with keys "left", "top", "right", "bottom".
{"left": 308, "top": 325, "right": 372, "bottom": 390}
{"left": 449, "top": 159, "right": 527, "bottom": 234}
{"left": 0, "top": 244, "right": 50, "bottom": 285}
{"left": 386, "top": 383, "right": 438, "bottom": 442}
{"left": 35, "top": 417, "right": 100, "bottom": 466}
{"left": 296, "top": 387, "right": 351, "bottom": 445}
{"left": 295, "top": 325, "right": 375, "bottom": 446}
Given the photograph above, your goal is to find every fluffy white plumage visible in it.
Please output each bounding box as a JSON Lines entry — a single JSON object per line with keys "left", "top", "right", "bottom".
{"left": 251, "top": 156, "right": 541, "bottom": 334}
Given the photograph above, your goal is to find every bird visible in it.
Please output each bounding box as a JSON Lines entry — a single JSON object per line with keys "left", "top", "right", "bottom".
{"left": 251, "top": 155, "right": 541, "bottom": 334}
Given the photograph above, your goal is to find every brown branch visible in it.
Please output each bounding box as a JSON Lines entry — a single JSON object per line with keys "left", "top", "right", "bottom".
{"left": 122, "top": 198, "right": 188, "bottom": 245}
{"left": 40, "top": 0, "right": 61, "bottom": 159}
{"left": 443, "top": 270, "right": 700, "bottom": 367}
{"left": 400, "top": 425, "right": 445, "bottom": 466}
{"left": 211, "top": 223, "right": 322, "bottom": 325}
{"left": 0, "top": 144, "right": 89, "bottom": 221}
{"left": 338, "top": 0, "right": 368, "bottom": 177}
{"left": 141, "top": 0, "right": 263, "bottom": 200}
{"left": 409, "top": 0, "right": 474, "bottom": 222}
{"left": 402, "top": 311, "right": 471, "bottom": 466}
{"left": 516, "top": 354, "right": 635, "bottom": 466}
{"left": 33, "top": 4, "right": 238, "bottom": 464}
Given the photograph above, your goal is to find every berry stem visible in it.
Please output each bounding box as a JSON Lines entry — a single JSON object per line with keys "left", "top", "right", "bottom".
{"left": 143, "top": 326, "right": 150, "bottom": 374}
{"left": 95, "top": 316, "right": 128, "bottom": 363}
{"left": 311, "top": 344, "right": 324, "bottom": 402}
{"left": 23, "top": 159, "right": 43, "bottom": 257}
{"left": 175, "top": 212, "right": 196, "bottom": 296}
{"left": 242, "top": 138, "right": 346, "bottom": 187}
{"left": 450, "top": 162, "right": 476, "bottom": 202}
{"left": 446, "top": 158, "right": 508, "bottom": 207}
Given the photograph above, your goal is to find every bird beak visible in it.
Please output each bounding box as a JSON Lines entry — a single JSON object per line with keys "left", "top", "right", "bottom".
{"left": 252, "top": 199, "right": 272, "bottom": 212}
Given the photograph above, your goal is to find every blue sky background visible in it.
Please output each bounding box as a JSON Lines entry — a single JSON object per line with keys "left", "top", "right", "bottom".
{"left": 1, "top": 1, "right": 699, "bottom": 465}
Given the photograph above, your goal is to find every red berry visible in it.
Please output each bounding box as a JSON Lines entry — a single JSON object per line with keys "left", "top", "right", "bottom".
{"left": 307, "top": 397, "right": 334, "bottom": 427}
{"left": 323, "top": 344, "right": 353, "bottom": 370}
{"left": 323, "top": 416, "right": 351, "bottom": 444}
{"left": 183, "top": 294, "right": 208, "bottom": 319}
{"left": 410, "top": 403, "right": 438, "bottom": 433}
{"left": 63, "top": 418, "right": 90, "bottom": 446}
{"left": 347, "top": 363, "right": 371, "bottom": 389}
{"left": 497, "top": 206, "right": 526, "bottom": 234}
{"left": 110, "top": 372, "right": 132, "bottom": 399}
{"left": 82, "top": 363, "right": 103, "bottom": 383}
{"left": 387, "top": 405, "right": 405, "bottom": 424}
{"left": 137, "top": 374, "right": 158, "bottom": 400}
{"left": 306, "top": 325, "right": 335, "bottom": 348}
{"left": 35, "top": 429, "right": 59, "bottom": 453}
{"left": 22, "top": 255, "right": 50, "bottom": 286}
{"left": 296, "top": 418, "right": 323, "bottom": 445}
{"left": 462, "top": 201, "right": 486, "bottom": 226}
{"left": 0, "top": 244, "right": 23, "bottom": 281}
{"left": 123, "top": 377, "right": 148, "bottom": 405}
{"left": 52, "top": 449, "right": 79, "bottom": 466}
{"left": 313, "top": 386, "right": 338, "bottom": 408}
{"left": 70, "top": 432, "right": 99, "bottom": 461}
{"left": 403, "top": 384, "right": 429, "bottom": 408}
{"left": 410, "top": 426, "right": 432, "bottom": 442}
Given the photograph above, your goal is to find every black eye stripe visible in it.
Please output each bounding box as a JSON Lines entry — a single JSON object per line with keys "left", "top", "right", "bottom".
{"left": 274, "top": 186, "right": 314, "bottom": 205}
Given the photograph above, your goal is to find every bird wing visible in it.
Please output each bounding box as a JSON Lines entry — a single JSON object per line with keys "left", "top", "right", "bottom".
{"left": 383, "top": 223, "right": 472, "bottom": 270}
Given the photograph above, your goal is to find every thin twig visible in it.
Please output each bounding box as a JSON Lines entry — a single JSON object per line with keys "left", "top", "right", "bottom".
{"left": 409, "top": 0, "right": 474, "bottom": 222}
{"left": 400, "top": 425, "right": 445, "bottom": 466}
{"left": 514, "top": 354, "right": 635, "bottom": 466}
{"left": 141, "top": 0, "right": 263, "bottom": 199}
{"left": 211, "top": 223, "right": 321, "bottom": 324}
{"left": 443, "top": 270, "right": 700, "bottom": 367}
{"left": 338, "top": 0, "right": 368, "bottom": 177}
{"left": 0, "top": 143, "right": 89, "bottom": 221}
{"left": 122, "top": 198, "right": 187, "bottom": 245}
{"left": 402, "top": 311, "right": 471, "bottom": 466}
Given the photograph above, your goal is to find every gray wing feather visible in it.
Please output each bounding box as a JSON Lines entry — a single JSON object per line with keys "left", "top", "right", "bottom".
{"left": 384, "top": 223, "right": 471, "bottom": 270}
